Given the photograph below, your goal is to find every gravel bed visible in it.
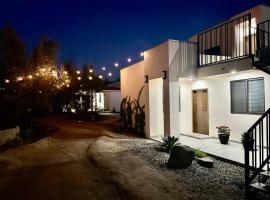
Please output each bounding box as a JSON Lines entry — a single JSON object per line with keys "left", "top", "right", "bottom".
{"left": 120, "top": 138, "right": 270, "bottom": 200}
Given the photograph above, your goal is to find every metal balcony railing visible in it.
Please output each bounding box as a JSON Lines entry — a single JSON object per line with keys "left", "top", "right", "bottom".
{"left": 198, "top": 14, "right": 253, "bottom": 67}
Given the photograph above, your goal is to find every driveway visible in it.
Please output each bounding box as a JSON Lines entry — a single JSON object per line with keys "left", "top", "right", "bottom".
{"left": 0, "top": 116, "right": 131, "bottom": 200}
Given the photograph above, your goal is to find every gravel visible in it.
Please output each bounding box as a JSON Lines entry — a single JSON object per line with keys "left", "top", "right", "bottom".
{"left": 120, "top": 138, "right": 270, "bottom": 200}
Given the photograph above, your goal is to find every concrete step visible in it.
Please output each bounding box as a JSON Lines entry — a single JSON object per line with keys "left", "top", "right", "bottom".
{"left": 260, "top": 170, "right": 270, "bottom": 178}
{"left": 250, "top": 182, "right": 270, "bottom": 194}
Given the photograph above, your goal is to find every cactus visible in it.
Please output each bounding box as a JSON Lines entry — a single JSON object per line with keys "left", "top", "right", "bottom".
{"left": 119, "top": 96, "right": 127, "bottom": 127}
{"left": 133, "top": 87, "right": 145, "bottom": 136}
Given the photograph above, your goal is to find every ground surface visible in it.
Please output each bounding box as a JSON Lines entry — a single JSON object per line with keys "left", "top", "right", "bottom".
{"left": 0, "top": 115, "right": 268, "bottom": 200}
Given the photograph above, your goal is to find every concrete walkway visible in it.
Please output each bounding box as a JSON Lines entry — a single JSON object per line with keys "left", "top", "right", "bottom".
{"left": 180, "top": 134, "right": 245, "bottom": 165}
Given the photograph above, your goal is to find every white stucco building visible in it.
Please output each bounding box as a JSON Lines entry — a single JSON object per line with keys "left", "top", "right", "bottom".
{"left": 121, "top": 4, "right": 270, "bottom": 142}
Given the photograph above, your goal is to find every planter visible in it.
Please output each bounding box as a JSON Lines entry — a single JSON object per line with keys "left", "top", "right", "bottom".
{"left": 218, "top": 133, "right": 230, "bottom": 144}
{"left": 241, "top": 138, "right": 255, "bottom": 151}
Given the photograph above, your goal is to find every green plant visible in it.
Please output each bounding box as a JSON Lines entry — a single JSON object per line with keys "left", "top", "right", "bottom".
{"left": 194, "top": 149, "right": 208, "bottom": 159}
{"left": 133, "top": 87, "right": 145, "bottom": 136}
{"left": 119, "top": 97, "right": 127, "bottom": 127}
{"left": 126, "top": 97, "right": 133, "bottom": 129}
{"left": 216, "top": 125, "right": 230, "bottom": 135}
{"left": 160, "top": 136, "right": 179, "bottom": 153}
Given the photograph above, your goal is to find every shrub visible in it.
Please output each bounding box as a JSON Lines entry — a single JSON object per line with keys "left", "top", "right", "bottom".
{"left": 194, "top": 149, "right": 208, "bottom": 159}
{"left": 160, "top": 136, "right": 179, "bottom": 153}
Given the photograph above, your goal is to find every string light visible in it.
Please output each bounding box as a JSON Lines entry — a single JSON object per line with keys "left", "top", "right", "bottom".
{"left": 28, "top": 75, "right": 33, "bottom": 80}
{"left": 127, "top": 58, "right": 132, "bottom": 63}
{"left": 5, "top": 79, "right": 10, "bottom": 83}
{"left": 89, "top": 69, "right": 93, "bottom": 73}
{"left": 76, "top": 70, "right": 80, "bottom": 75}
{"left": 89, "top": 76, "right": 93, "bottom": 80}
{"left": 108, "top": 72, "right": 112, "bottom": 77}
{"left": 77, "top": 76, "right": 81, "bottom": 80}
{"left": 140, "top": 52, "right": 144, "bottom": 57}
{"left": 64, "top": 71, "right": 68, "bottom": 75}
{"left": 98, "top": 75, "right": 103, "bottom": 79}
{"left": 102, "top": 67, "right": 106, "bottom": 71}
{"left": 114, "top": 63, "right": 119, "bottom": 67}
{"left": 17, "top": 76, "right": 23, "bottom": 81}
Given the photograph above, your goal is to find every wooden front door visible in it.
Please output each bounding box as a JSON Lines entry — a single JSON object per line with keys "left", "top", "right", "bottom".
{"left": 192, "top": 89, "right": 209, "bottom": 135}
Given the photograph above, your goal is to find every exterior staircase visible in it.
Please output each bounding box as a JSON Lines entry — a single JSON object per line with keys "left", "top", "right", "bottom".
{"left": 246, "top": 19, "right": 270, "bottom": 199}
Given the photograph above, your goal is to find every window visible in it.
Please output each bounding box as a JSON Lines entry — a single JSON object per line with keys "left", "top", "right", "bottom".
{"left": 230, "top": 78, "right": 265, "bottom": 114}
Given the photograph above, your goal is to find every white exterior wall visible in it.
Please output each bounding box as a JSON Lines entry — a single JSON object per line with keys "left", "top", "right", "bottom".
{"left": 104, "top": 90, "right": 121, "bottom": 112}
{"left": 180, "top": 70, "right": 270, "bottom": 141}
{"left": 121, "top": 61, "right": 145, "bottom": 106}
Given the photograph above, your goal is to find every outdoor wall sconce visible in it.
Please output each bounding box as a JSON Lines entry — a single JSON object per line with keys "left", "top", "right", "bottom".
{"left": 144, "top": 75, "right": 148, "bottom": 83}
{"left": 162, "top": 71, "right": 167, "bottom": 79}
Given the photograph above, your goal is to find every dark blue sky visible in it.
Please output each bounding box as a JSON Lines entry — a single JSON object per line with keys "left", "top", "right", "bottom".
{"left": 0, "top": 0, "right": 269, "bottom": 78}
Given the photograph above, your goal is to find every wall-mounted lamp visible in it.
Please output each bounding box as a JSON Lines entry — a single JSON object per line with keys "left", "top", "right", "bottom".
{"left": 144, "top": 75, "right": 148, "bottom": 83}
{"left": 162, "top": 71, "right": 167, "bottom": 79}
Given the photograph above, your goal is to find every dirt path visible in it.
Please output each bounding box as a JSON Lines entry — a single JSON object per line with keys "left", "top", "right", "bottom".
{"left": 0, "top": 117, "right": 131, "bottom": 200}
{"left": 0, "top": 116, "right": 194, "bottom": 200}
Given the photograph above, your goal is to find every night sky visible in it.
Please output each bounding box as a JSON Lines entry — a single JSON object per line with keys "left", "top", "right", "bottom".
{"left": 1, "top": 0, "right": 269, "bottom": 78}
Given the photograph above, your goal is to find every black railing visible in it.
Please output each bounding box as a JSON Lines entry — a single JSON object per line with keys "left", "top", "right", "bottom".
{"left": 244, "top": 108, "right": 270, "bottom": 198}
{"left": 256, "top": 20, "right": 270, "bottom": 63}
{"left": 198, "top": 14, "right": 252, "bottom": 66}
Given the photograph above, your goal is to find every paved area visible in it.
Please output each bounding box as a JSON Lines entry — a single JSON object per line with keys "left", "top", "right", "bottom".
{"left": 0, "top": 116, "right": 131, "bottom": 200}
{"left": 180, "top": 134, "right": 245, "bottom": 165}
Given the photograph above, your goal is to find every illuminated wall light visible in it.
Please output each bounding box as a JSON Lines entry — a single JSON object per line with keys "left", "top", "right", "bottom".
{"left": 114, "top": 63, "right": 119, "bottom": 67}
{"left": 98, "top": 75, "right": 103, "bottom": 79}
{"left": 17, "top": 76, "right": 23, "bottom": 81}
{"left": 89, "top": 76, "right": 93, "bottom": 80}
{"left": 127, "top": 58, "right": 132, "bottom": 63}
{"left": 102, "top": 67, "right": 106, "bottom": 71}
{"left": 77, "top": 76, "right": 81, "bottom": 80}
{"left": 76, "top": 70, "right": 81, "bottom": 74}
{"left": 140, "top": 52, "right": 144, "bottom": 57}
{"left": 108, "top": 72, "right": 112, "bottom": 77}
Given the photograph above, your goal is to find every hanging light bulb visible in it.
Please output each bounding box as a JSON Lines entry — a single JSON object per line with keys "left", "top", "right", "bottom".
{"left": 17, "top": 76, "right": 23, "bottom": 81}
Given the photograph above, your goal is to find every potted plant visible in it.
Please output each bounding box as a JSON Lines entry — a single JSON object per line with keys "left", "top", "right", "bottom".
{"left": 216, "top": 126, "right": 230, "bottom": 144}
{"left": 241, "top": 133, "right": 255, "bottom": 151}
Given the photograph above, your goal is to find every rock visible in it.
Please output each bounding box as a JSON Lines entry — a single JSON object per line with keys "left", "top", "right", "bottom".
{"left": 197, "top": 157, "right": 214, "bottom": 168}
{"left": 168, "top": 145, "right": 195, "bottom": 169}
{"left": 0, "top": 126, "right": 20, "bottom": 146}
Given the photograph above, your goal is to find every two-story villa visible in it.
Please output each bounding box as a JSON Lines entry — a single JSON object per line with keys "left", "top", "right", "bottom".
{"left": 121, "top": 4, "right": 270, "bottom": 197}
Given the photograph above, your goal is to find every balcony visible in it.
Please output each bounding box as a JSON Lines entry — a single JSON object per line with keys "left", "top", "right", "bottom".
{"left": 198, "top": 14, "right": 255, "bottom": 67}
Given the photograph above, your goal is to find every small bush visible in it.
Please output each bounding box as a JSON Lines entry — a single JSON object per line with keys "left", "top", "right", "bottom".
{"left": 160, "top": 136, "right": 179, "bottom": 153}
{"left": 194, "top": 149, "right": 208, "bottom": 159}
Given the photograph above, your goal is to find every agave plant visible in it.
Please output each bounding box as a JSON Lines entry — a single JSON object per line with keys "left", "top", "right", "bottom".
{"left": 160, "top": 136, "right": 179, "bottom": 153}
